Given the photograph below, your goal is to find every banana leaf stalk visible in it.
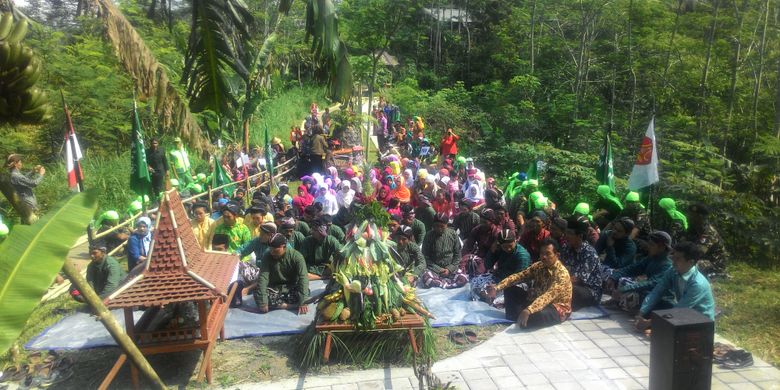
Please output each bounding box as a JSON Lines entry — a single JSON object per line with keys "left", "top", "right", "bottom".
{"left": 61, "top": 261, "right": 166, "bottom": 389}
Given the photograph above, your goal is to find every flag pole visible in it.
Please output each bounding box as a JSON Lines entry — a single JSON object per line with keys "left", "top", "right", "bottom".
{"left": 209, "top": 153, "right": 215, "bottom": 211}
{"left": 61, "top": 90, "right": 84, "bottom": 192}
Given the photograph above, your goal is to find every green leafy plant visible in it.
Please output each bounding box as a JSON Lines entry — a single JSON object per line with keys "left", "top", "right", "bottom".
{"left": 0, "top": 191, "right": 98, "bottom": 354}
{"left": 352, "top": 200, "right": 390, "bottom": 228}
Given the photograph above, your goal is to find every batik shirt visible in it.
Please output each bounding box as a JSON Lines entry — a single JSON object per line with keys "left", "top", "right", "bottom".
{"left": 421, "top": 228, "right": 462, "bottom": 274}
{"left": 496, "top": 260, "right": 572, "bottom": 321}
{"left": 560, "top": 242, "right": 603, "bottom": 302}
{"left": 212, "top": 222, "right": 252, "bottom": 252}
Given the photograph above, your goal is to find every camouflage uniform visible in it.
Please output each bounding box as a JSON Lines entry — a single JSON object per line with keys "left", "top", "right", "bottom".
{"left": 684, "top": 222, "right": 729, "bottom": 277}
{"left": 621, "top": 207, "right": 652, "bottom": 241}
{"left": 658, "top": 214, "right": 686, "bottom": 244}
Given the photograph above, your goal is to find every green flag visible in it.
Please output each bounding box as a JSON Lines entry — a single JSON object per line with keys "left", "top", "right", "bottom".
{"left": 212, "top": 154, "right": 234, "bottom": 195}
{"left": 264, "top": 125, "right": 274, "bottom": 178}
{"left": 130, "top": 100, "right": 152, "bottom": 199}
{"left": 526, "top": 160, "right": 538, "bottom": 181}
{"left": 596, "top": 129, "right": 615, "bottom": 193}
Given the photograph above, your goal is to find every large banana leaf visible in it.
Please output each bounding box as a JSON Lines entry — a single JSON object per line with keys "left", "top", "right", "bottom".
{"left": 0, "top": 191, "right": 98, "bottom": 354}
{"left": 305, "top": 0, "right": 353, "bottom": 102}
{"left": 182, "top": 0, "right": 254, "bottom": 117}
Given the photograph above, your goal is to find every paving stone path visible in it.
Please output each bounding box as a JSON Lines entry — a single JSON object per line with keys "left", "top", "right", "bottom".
{"left": 232, "top": 308, "right": 780, "bottom": 390}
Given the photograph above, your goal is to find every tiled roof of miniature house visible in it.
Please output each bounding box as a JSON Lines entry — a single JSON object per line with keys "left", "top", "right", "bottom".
{"left": 106, "top": 190, "right": 238, "bottom": 308}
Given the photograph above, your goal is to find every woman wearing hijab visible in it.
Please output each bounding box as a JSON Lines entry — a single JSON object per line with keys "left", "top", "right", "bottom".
{"left": 376, "top": 185, "right": 392, "bottom": 207}
{"left": 336, "top": 181, "right": 355, "bottom": 209}
{"left": 292, "top": 184, "right": 314, "bottom": 217}
{"left": 127, "top": 216, "right": 152, "bottom": 271}
{"left": 301, "top": 176, "right": 316, "bottom": 196}
{"left": 403, "top": 169, "right": 415, "bottom": 190}
{"left": 314, "top": 183, "right": 339, "bottom": 216}
{"left": 464, "top": 180, "right": 485, "bottom": 206}
{"left": 391, "top": 176, "right": 412, "bottom": 204}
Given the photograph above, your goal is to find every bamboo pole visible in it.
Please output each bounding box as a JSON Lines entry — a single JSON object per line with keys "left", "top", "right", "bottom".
{"left": 89, "top": 163, "right": 295, "bottom": 262}
{"left": 93, "top": 158, "right": 296, "bottom": 240}
{"left": 61, "top": 260, "right": 167, "bottom": 390}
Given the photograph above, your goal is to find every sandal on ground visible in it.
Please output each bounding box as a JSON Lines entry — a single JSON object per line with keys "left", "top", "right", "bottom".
{"left": 713, "top": 342, "right": 736, "bottom": 361}
{"left": 464, "top": 330, "right": 478, "bottom": 344}
{"left": 38, "top": 367, "right": 73, "bottom": 388}
{"left": 718, "top": 350, "right": 753, "bottom": 369}
{"left": 447, "top": 331, "right": 467, "bottom": 346}
{"left": 0, "top": 366, "right": 24, "bottom": 383}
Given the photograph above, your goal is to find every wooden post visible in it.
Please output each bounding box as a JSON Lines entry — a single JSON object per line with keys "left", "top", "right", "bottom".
{"left": 61, "top": 261, "right": 167, "bottom": 390}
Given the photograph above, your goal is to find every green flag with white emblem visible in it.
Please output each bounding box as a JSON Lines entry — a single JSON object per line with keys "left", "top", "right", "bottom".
{"left": 596, "top": 129, "right": 615, "bottom": 193}
{"left": 129, "top": 100, "right": 152, "bottom": 199}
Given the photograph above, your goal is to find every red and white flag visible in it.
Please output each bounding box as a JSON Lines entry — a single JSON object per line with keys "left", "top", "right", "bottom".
{"left": 628, "top": 117, "right": 659, "bottom": 190}
{"left": 63, "top": 98, "right": 84, "bottom": 191}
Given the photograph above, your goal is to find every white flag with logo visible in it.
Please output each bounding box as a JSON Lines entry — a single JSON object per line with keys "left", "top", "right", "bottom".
{"left": 628, "top": 117, "right": 659, "bottom": 190}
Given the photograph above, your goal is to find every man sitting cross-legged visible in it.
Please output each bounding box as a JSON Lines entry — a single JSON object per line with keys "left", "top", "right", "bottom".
{"left": 487, "top": 239, "right": 572, "bottom": 329}
{"left": 253, "top": 233, "right": 310, "bottom": 315}
{"left": 299, "top": 218, "right": 343, "bottom": 280}
{"left": 471, "top": 229, "right": 531, "bottom": 304}
{"left": 635, "top": 241, "right": 715, "bottom": 332}
{"left": 420, "top": 213, "right": 466, "bottom": 288}
{"left": 71, "top": 242, "right": 127, "bottom": 302}
{"left": 605, "top": 231, "right": 674, "bottom": 313}
{"left": 391, "top": 225, "right": 427, "bottom": 284}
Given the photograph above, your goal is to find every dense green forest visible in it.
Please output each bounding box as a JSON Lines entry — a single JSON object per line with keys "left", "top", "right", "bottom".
{"left": 0, "top": 0, "right": 778, "bottom": 264}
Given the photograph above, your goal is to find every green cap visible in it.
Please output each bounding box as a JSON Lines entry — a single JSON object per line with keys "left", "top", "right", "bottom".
{"left": 95, "top": 210, "right": 120, "bottom": 228}
{"left": 135, "top": 195, "right": 150, "bottom": 203}
{"left": 597, "top": 185, "right": 623, "bottom": 211}
{"left": 196, "top": 173, "right": 207, "bottom": 182}
{"left": 597, "top": 185, "right": 611, "bottom": 197}
{"left": 170, "top": 178, "right": 180, "bottom": 187}
{"left": 191, "top": 183, "right": 203, "bottom": 193}
{"left": 456, "top": 156, "right": 466, "bottom": 164}
{"left": 626, "top": 192, "right": 640, "bottom": 202}
{"left": 574, "top": 202, "right": 590, "bottom": 215}
{"left": 128, "top": 201, "right": 143, "bottom": 213}
{"left": 658, "top": 197, "right": 688, "bottom": 230}
{"left": 658, "top": 198, "right": 675, "bottom": 210}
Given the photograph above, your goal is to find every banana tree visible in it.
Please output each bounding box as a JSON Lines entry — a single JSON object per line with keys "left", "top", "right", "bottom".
{"left": 0, "top": 192, "right": 97, "bottom": 354}
{"left": 0, "top": 12, "right": 52, "bottom": 225}
{"left": 181, "top": 0, "right": 352, "bottom": 144}
{"left": 0, "top": 13, "right": 50, "bottom": 123}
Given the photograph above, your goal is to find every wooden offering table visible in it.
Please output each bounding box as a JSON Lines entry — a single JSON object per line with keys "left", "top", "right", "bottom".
{"left": 100, "top": 190, "right": 239, "bottom": 389}
{"left": 315, "top": 314, "right": 425, "bottom": 363}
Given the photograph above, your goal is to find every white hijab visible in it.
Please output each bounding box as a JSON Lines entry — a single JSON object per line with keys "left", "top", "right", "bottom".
{"left": 336, "top": 181, "right": 355, "bottom": 208}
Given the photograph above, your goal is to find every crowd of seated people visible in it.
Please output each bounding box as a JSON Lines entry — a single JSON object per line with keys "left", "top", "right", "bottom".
{"left": 81, "top": 99, "right": 724, "bottom": 336}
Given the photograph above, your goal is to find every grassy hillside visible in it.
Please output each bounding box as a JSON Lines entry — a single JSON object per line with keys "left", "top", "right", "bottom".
{"left": 249, "top": 85, "right": 329, "bottom": 147}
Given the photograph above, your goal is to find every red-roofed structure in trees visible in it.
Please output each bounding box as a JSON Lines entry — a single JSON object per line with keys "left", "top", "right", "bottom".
{"left": 99, "top": 190, "right": 238, "bottom": 390}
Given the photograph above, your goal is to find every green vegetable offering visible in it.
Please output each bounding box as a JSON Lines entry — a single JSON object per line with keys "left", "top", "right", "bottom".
{"left": 318, "top": 218, "right": 435, "bottom": 330}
